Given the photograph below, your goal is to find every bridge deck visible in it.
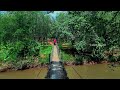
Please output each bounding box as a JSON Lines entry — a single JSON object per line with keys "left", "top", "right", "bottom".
{"left": 51, "top": 45, "right": 60, "bottom": 62}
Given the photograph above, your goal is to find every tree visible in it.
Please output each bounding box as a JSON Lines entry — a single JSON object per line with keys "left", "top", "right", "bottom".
{"left": 53, "top": 11, "right": 120, "bottom": 63}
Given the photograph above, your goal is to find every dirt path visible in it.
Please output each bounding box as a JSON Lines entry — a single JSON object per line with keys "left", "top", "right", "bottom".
{"left": 51, "top": 45, "right": 60, "bottom": 62}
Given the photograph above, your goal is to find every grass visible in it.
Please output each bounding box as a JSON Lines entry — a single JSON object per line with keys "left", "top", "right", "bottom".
{"left": 58, "top": 43, "right": 75, "bottom": 62}
{"left": 39, "top": 45, "right": 52, "bottom": 63}
{"left": 0, "top": 44, "right": 53, "bottom": 71}
{"left": 0, "top": 44, "right": 53, "bottom": 66}
{"left": 61, "top": 50, "right": 75, "bottom": 62}
{"left": 40, "top": 45, "right": 52, "bottom": 54}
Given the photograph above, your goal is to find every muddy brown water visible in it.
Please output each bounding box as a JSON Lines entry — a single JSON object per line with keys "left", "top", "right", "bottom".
{"left": 0, "top": 67, "right": 47, "bottom": 79}
{"left": 0, "top": 64, "right": 120, "bottom": 79}
{"left": 66, "top": 64, "right": 120, "bottom": 79}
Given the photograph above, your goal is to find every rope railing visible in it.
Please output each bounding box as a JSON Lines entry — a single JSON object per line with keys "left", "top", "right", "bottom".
{"left": 56, "top": 44, "right": 61, "bottom": 61}
{"left": 49, "top": 45, "right": 54, "bottom": 63}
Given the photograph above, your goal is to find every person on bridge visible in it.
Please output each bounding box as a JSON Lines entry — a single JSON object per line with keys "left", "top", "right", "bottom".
{"left": 53, "top": 38, "right": 57, "bottom": 45}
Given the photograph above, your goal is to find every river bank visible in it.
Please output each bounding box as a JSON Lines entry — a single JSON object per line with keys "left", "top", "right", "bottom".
{"left": 0, "top": 63, "right": 120, "bottom": 79}
{"left": 0, "top": 60, "right": 118, "bottom": 73}
{"left": 0, "top": 60, "right": 49, "bottom": 72}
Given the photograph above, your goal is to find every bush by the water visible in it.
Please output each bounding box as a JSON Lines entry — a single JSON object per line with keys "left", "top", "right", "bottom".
{"left": 0, "top": 11, "right": 52, "bottom": 70}
{"left": 61, "top": 50, "right": 75, "bottom": 62}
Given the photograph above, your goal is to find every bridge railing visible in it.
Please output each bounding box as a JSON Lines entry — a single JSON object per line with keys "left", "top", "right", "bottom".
{"left": 56, "top": 44, "right": 62, "bottom": 61}
{"left": 49, "top": 45, "right": 54, "bottom": 63}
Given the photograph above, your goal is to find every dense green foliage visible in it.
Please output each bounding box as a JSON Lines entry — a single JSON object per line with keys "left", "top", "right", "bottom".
{"left": 0, "top": 11, "right": 120, "bottom": 67}
{"left": 40, "top": 45, "right": 52, "bottom": 63}
{"left": 0, "top": 11, "right": 52, "bottom": 63}
{"left": 52, "top": 11, "right": 120, "bottom": 63}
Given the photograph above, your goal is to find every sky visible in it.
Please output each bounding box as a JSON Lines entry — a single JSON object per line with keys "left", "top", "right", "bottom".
{"left": 49, "top": 11, "right": 65, "bottom": 19}
{"left": 0, "top": 11, "right": 7, "bottom": 14}
{"left": 0, "top": 11, "right": 63, "bottom": 17}
{"left": 0, "top": 11, "right": 66, "bottom": 19}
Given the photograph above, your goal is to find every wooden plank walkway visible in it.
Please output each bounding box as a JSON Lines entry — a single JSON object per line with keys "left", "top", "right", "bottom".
{"left": 51, "top": 45, "right": 60, "bottom": 62}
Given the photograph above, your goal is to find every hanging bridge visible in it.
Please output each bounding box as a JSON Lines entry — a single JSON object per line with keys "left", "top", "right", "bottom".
{"left": 45, "top": 44, "right": 69, "bottom": 79}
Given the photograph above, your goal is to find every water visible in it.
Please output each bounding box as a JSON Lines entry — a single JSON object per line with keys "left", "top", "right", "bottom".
{"left": 0, "top": 67, "right": 47, "bottom": 79}
{"left": 66, "top": 64, "right": 120, "bottom": 79}
{"left": 0, "top": 64, "right": 120, "bottom": 79}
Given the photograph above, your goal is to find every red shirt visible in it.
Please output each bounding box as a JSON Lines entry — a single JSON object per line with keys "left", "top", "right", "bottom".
{"left": 54, "top": 39, "right": 57, "bottom": 43}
